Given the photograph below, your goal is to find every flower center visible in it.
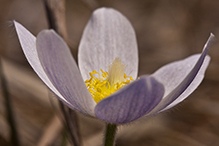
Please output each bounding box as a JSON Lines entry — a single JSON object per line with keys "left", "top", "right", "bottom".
{"left": 85, "top": 57, "right": 133, "bottom": 103}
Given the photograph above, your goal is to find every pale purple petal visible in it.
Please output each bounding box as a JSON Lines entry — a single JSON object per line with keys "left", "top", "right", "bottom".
{"left": 14, "top": 21, "right": 73, "bottom": 107}
{"left": 161, "top": 55, "right": 210, "bottom": 111}
{"left": 36, "top": 30, "right": 96, "bottom": 116}
{"left": 94, "top": 76, "right": 164, "bottom": 124}
{"left": 149, "top": 34, "right": 215, "bottom": 115}
{"left": 78, "top": 7, "right": 138, "bottom": 81}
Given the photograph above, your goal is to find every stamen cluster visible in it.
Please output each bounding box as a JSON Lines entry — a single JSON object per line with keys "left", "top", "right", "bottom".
{"left": 85, "top": 58, "right": 133, "bottom": 103}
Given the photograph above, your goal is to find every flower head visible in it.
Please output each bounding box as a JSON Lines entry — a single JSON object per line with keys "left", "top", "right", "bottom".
{"left": 14, "top": 7, "right": 214, "bottom": 124}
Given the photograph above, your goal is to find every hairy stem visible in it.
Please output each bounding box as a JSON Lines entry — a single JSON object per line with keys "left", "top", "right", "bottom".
{"left": 104, "top": 123, "right": 117, "bottom": 146}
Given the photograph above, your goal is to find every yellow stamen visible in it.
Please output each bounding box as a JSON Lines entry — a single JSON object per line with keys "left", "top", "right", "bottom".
{"left": 85, "top": 57, "right": 133, "bottom": 103}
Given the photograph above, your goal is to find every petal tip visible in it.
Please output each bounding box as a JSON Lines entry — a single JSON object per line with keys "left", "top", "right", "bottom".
{"left": 13, "top": 21, "right": 23, "bottom": 32}
{"left": 203, "top": 33, "right": 216, "bottom": 52}
{"left": 36, "top": 29, "right": 63, "bottom": 45}
{"left": 92, "top": 7, "right": 122, "bottom": 18}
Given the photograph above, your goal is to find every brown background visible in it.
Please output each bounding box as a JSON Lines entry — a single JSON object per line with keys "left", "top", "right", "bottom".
{"left": 1, "top": 0, "right": 219, "bottom": 146}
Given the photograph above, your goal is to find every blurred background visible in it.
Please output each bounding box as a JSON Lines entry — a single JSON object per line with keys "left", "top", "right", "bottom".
{"left": 1, "top": 0, "right": 219, "bottom": 146}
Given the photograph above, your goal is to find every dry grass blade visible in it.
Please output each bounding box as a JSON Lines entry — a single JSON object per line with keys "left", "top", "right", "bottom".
{"left": 0, "top": 58, "right": 20, "bottom": 146}
{"left": 37, "top": 115, "right": 63, "bottom": 146}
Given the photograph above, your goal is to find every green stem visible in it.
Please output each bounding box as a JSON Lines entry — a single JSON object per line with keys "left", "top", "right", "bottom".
{"left": 0, "top": 58, "right": 20, "bottom": 146}
{"left": 61, "top": 129, "right": 68, "bottom": 146}
{"left": 104, "top": 123, "right": 117, "bottom": 146}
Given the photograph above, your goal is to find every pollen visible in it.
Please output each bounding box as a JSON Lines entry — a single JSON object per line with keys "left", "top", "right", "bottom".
{"left": 85, "top": 57, "right": 133, "bottom": 103}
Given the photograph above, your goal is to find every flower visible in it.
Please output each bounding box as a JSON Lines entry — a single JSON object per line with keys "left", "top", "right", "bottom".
{"left": 14, "top": 7, "right": 214, "bottom": 124}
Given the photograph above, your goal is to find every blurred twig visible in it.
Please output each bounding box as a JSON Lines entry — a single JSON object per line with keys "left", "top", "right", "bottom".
{"left": 44, "top": 0, "right": 81, "bottom": 146}
{"left": 44, "top": 0, "right": 67, "bottom": 40}
{"left": 0, "top": 57, "right": 20, "bottom": 146}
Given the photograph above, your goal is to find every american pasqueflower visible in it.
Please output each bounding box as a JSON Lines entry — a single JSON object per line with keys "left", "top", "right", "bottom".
{"left": 14, "top": 7, "right": 214, "bottom": 124}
